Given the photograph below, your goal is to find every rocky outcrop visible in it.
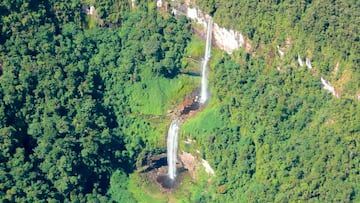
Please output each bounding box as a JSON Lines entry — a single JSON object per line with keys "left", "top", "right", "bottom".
{"left": 213, "top": 23, "right": 245, "bottom": 54}
{"left": 171, "top": 2, "right": 250, "bottom": 54}
{"left": 277, "top": 45, "right": 285, "bottom": 58}
{"left": 306, "top": 58, "right": 313, "bottom": 69}
{"left": 156, "top": 0, "right": 163, "bottom": 8}
{"left": 321, "top": 77, "right": 338, "bottom": 98}
{"left": 179, "top": 151, "right": 215, "bottom": 178}
{"left": 298, "top": 54, "right": 304, "bottom": 67}
{"left": 201, "top": 159, "right": 215, "bottom": 175}
{"left": 83, "top": 5, "right": 95, "bottom": 16}
{"left": 82, "top": 5, "right": 104, "bottom": 26}
{"left": 179, "top": 151, "right": 197, "bottom": 178}
{"left": 166, "top": 90, "right": 202, "bottom": 122}
{"left": 188, "top": 6, "right": 249, "bottom": 54}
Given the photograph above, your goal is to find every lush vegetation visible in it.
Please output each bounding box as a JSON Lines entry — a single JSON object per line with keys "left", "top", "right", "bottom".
{"left": 183, "top": 48, "right": 360, "bottom": 202}
{"left": 0, "top": 0, "right": 192, "bottom": 201}
{"left": 182, "top": 0, "right": 360, "bottom": 201}
{"left": 197, "top": 0, "right": 360, "bottom": 97}
{"left": 1, "top": 0, "right": 359, "bottom": 202}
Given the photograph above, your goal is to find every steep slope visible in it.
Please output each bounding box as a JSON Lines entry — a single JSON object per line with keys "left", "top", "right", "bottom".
{"left": 194, "top": 0, "right": 359, "bottom": 99}
{"left": 177, "top": 0, "right": 360, "bottom": 202}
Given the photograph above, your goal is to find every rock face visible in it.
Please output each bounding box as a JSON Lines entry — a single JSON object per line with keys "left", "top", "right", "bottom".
{"left": 186, "top": 6, "right": 247, "bottom": 54}
{"left": 89, "top": 6, "right": 95, "bottom": 16}
{"left": 213, "top": 23, "right": 245, "bottom": 54}
{"left": 179, "top": 94, "right": 199, "bottom": 115}
{"left": 201, "top": 159, "right": 215, "bottom": 175}
{"left": 179, "top": 151, "right": 197, "bottom": 178}
{"left": 83, "top": 5, "right": 96, "bottom": 16}
{"left": 298, "top": 54, "right": 304, "bottom": 67}
{"left": 321, "top": 77, "right": 338, "bottom": 98}
{"left": 277, "top": 45, "right": 285, "bottom": 58}
{"left": 306, "top": 58, "right": 313, "bottom": 69}
{"left": 156, "top": 0, "right": 162, "bottom": 8}
{"left": 179, "top": 151, "right": 215, "bottom": 178}
{"left": 168, "top": 90, "right": 201, "bottom": 122}
{"left": 172, "top": 2, "right": 250, "bottom": 54}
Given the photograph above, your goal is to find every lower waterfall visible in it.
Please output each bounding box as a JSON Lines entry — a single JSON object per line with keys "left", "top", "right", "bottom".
{"left": 167, "top": 120, "right": 180, "bottom": 180}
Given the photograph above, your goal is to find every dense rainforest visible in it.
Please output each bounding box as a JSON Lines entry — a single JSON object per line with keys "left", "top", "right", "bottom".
{"left": 183, "top": 0, "right": 360, "bottom": 202}
{"left": 0, "top": 0, "right": 359, "bottom": 202}
{"left": 0, "top": 0, "right": 191, "bottom": 201}
{"left": 196, "top": 0, "right": 360, "bottom": 96}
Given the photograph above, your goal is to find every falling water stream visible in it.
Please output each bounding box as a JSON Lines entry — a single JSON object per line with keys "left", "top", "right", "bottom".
{"left": 167, "top": 120, "right": 180, "bottom": 180}
{"left": 166, "top": 17, "right": 213, "bottom": 182}
{"left": 200, "top": 17, "right": 213, "bottom": 104}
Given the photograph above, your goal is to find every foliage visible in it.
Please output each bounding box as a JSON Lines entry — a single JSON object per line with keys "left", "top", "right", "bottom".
{"left": 184, "top": 1, "right": 360, "bottom": 200}
{"left": 1, "top": 0, "right": 359, "bottom": 202}
{"left": 182, "top": 48, "right": 360, "bottom": 202}
{"left": 196, "top": 0, "right": 360, "bottom": 95}
{"left": 0, "top": 1, "right": 192, "bottom": 201}
{"left": 108, "top": 170, "right": 136, "bottom": 202}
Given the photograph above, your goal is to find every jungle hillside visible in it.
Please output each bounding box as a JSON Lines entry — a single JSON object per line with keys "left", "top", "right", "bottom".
{"left": 0, "top": 0, "right": 359, "bottom": 202}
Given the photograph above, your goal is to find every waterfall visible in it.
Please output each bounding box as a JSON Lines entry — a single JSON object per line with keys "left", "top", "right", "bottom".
{"left": 165, "top": 17, "right": 212, "bottom": 183}
{"left": 200, "top": 17, "right": 213, "bottom": 104}
{"left": 167, "top": 120, "right": 180, "bottom": 180}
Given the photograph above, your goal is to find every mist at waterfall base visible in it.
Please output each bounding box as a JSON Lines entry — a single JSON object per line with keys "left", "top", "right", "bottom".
{"left": 153, "top": 120, "right": 180, "bottom": 189}
{"left": 200, "top": 17, "right": 213, "bottom": 104}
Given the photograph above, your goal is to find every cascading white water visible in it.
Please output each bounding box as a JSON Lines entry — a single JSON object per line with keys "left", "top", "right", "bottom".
{"left": 165, "top": 17, "right": 212, "bottom": 182}
{"left": 200, "top": 17, "right": 213, "bottom": 104}
{"left": 167, "top": 120, "right": 180, "bottom": 180}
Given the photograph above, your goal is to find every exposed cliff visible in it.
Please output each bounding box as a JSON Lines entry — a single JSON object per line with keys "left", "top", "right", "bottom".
{"left": 170, "top": 1, "right": 251, "bottom": 54}
{"left": 166, "top": 1, "right": 359, "bottom": 100}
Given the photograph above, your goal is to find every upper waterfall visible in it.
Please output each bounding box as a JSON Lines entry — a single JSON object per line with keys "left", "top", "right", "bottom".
{"left": 200, "top": 17, "right": 213, "bottom": 104}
